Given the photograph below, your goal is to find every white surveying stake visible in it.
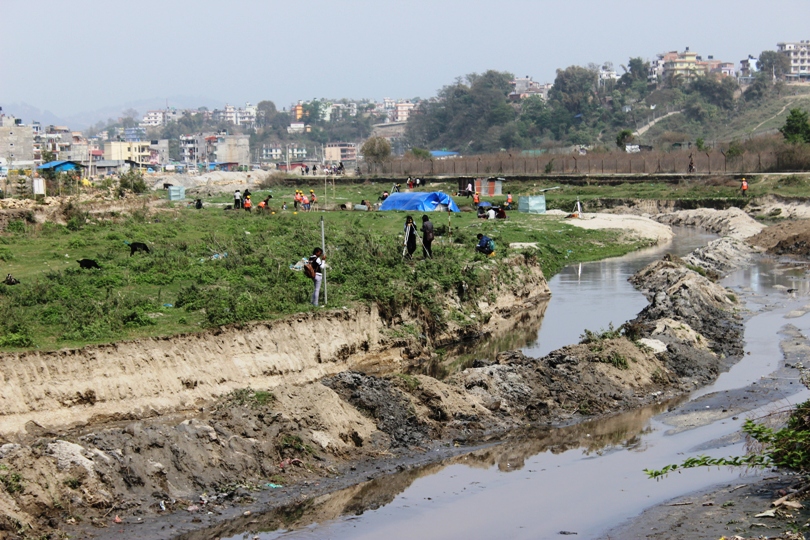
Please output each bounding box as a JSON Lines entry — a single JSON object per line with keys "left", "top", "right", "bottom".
{"left": 321, "top": 216, "right": 327, "bottom": 305}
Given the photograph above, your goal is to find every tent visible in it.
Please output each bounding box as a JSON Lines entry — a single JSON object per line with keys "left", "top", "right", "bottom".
{"left": 518, "top": 195, "right": 546, "bottom": 214}
{"left": 379, "top": 192, "right": 460, "bottom": 212}
{"left": 477, "top": 201, "right": 493, "bottom": 208}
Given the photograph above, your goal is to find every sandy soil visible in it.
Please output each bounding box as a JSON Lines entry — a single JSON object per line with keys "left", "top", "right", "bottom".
{"left": 547, "top": 210, "right": 674, "bottom": 244}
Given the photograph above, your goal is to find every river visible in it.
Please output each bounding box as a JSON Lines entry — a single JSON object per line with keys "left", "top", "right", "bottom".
{"left": 223, "top": 228, "right": 810, "bottom": 540}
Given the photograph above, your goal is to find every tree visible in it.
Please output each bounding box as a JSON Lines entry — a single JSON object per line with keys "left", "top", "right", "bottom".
{"left": 257, "top": 100, "right": 277, "bottom": 128}
{"left": 549, "top": 66, "right": 598, "bottom": 116}
{"left": 361, "top": 136, "right": 392, "bottom": 164}
{"left": 616, "top": 129, "right": 634, "bottom": 149}
{"left": 405, "top": 147, "right": 431, "bottom": 160}
{"left": 757, "top": 50, "right": 791, "bottom": 79}
{"left": 780, "top": 108, "right": 810, "bottom": 144}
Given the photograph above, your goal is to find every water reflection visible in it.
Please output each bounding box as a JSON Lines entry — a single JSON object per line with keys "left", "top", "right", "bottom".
{"left": 522, "top": 226, "right": 717, "bottom": 358}
{"left": 212, "top": 397, "right": 687, "bottom": 540}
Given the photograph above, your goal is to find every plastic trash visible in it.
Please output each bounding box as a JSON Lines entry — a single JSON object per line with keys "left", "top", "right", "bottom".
{"left": 265, "top": 483, "right": 283, "bottom": 489}
{"left": 163, "top": 303, "right": 173, "bottom": 308}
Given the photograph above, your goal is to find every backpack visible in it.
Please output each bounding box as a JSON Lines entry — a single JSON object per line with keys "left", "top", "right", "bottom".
{"left": 303, "top": 261, "right": 316, "bottom": 279}
{"left": 487, "top": 238, "right": 496, "bottom": 252}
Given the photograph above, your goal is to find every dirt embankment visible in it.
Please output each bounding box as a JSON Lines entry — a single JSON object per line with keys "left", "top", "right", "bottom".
{"left": 0, "top": 210, "right": 750, "bottom": 539}
{"left": 748, "top": 218, "right": 810, "bottom": 258}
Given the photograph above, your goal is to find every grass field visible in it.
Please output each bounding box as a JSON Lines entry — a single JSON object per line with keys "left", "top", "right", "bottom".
{"left": 0, "top": 198, "right": 651, "bottom": 351}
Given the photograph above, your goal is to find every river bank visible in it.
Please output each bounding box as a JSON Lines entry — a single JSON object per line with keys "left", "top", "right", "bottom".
{"left": 1, "top": 207, "right": 806, "bottom": 539}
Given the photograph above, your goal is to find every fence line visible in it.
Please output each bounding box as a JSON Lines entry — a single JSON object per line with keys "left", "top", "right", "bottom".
{"left": 369, "top": 150, "right": 789, "bottom": 177}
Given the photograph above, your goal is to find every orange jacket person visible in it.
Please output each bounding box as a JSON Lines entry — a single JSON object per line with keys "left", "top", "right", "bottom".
{"left": 243, "top": 196, "right": 252, "bottom": 211}
{"left": 473, "top": 192, "right": 480, "bottom": 204}
{"left": 741, "top": 178, "right": 748, "bottom": 197}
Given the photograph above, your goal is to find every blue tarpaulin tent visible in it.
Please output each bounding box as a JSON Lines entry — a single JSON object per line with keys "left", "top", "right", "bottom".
{"left": 379, "top": 192, "right": 460, "bottom": 212}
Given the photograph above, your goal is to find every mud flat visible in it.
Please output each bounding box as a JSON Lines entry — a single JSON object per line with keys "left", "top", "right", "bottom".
{"left": 0, "top": 208, "right": 779, "bottom": 539}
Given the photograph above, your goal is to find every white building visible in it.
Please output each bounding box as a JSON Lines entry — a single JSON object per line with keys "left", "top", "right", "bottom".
{"left": 778, "top": 40, "right": 810, "bottom": 79}
{"left": 140, "top": 110, "right": 166, "bottom": 127}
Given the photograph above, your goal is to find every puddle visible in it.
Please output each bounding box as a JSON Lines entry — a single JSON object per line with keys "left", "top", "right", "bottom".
{"left": 214, "top": 232, "right": 810, "bottom": 540}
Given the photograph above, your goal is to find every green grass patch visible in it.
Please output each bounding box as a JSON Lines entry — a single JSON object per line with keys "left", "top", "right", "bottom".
{"left": 0, "top": 197, "right": 653, "bottom": 351}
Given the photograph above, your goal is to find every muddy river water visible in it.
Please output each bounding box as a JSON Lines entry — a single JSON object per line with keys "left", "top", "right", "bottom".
{"left": 223, "top": 228, "right": 810, "bottom": 540}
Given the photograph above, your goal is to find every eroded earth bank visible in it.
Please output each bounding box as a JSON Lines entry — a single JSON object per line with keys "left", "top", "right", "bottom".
{"left": 0, "top": 205, "right": 806, "bottom": 539}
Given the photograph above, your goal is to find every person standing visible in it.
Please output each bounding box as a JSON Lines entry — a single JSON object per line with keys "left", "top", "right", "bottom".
{"left": 243, "top": 195, "right": 252, "bottom": 212}
{"left": 309, "top": 247, "right": 325, "bottom": 306}
{"left": 741, "top": 177, "right": 748, "bottom": 197}
{"left": 233, "top": 189, "right": 242, "bottom": 209}
{"left": 506, "top": 192, "right": 513, "bottom": 209}
{"left": 421, "top": 215, "right": 434, "bottom": 258}
{"left": 309, "top": 189, "right": 317, "bottom": 209}
{"left": 473, "top": 192, "right": 480, "bottom": 205}
{"left": 403, "top": 216, "right": 418, "bottom": 259}
{"left": 466, "top": 181, "right": 473, "bottom": 197}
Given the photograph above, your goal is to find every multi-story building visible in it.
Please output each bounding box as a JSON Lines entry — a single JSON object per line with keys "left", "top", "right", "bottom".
{"left": 325, "top": 142, "right": 357, "bottom": 163}
{"left": 778, "top": 41, "right": 810, "bottom": 79}
{"left": 180, "top": 134, "right": 203, "bottom": 164}
{"left": 261, "top": 145, "right": 284, "bottom": 162}
{"left": 140, "top": 110, "right": 167, "bottom": 128}
{"left": 104, "top": 141, "right": 152, "bottom": 166}
{"left": 213, "top": 134, "right": 250, "bottom": 166}
{"left": 393, "top": 101, "right": 415, "bottom": 123}
{"left": 663, "top": 48, "right": 701, "bottom": 82}
{"left": 0, "top": 115, "right": 35, "bottom": 164}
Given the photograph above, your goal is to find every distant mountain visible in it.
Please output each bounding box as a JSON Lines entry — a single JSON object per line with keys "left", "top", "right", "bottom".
{"left": 1, "top": 95, "right": 223, "bottom": 130}
{"left": 0, "top": 102, "right": 67, "bottom": 127}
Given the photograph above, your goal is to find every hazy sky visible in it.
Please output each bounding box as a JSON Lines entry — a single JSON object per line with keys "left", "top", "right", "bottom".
{"left": 2, "top": 0, "right": 809, "bottom": 119}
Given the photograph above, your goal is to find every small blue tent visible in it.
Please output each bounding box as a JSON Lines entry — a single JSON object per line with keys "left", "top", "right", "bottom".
{"left": 379, "top": 192, "right": 460, "bottom": 212}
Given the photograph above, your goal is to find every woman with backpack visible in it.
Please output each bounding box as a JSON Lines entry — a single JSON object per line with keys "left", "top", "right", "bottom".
{"left": 308, "top": 247, "right": 325, "bottom": 306}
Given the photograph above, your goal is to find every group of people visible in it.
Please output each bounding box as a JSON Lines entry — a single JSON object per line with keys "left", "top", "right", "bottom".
{"left": 233, "top": 189, "right": 273, "bottom": 212}
{"left": 294, "top": 190, "right": 317, "bottom": 211}
{"left": 406, "top": 177, "right": 423, "bottom": 189}
{"left": 477, "top": 205, "right": 507, "bottom": 220}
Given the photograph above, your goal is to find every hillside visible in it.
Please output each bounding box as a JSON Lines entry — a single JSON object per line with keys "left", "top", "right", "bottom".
{"left": 639, "top": 84, "right": 810, "bottom": 144}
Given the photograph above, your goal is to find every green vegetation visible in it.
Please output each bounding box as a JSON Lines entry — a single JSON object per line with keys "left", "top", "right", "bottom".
{"left": 0, "top": 195, "right": 650, "bottom": 351}
{"left": 404, "top": 61, "right": 806, "bottom": 152}
{"left": 216, "top": 388, "right": 275, "bottom": 409}
{"left": 0, "top": 464, "right": 23, "bottom": 494}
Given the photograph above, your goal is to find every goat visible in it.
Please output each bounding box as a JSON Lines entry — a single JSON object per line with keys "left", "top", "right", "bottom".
{"left": 4, "top": 274, "right": 19, "bottom": 285}
{"left": 77, "top": 259, "right": 101, "bottom": 269}
{"left": 125, "top": 241, "right": 151, "bottom": 256}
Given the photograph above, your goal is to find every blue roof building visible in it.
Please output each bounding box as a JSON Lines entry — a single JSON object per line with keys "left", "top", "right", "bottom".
{"left": 37, "top": 160, "right": 85, "bottom": 173}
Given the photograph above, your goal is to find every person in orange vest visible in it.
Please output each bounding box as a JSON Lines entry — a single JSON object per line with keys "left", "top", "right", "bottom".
{"left": 473, "top": 192, "right": 480, "bottom": 205}
{"left": 294, "top": 190, "right": 302, "bottom": 210}
{"left": 741, "top": 177, "right": 748, "bottom": 197}
{"left": 243, "top": 195, "right": 252, "bottom": 212}
{"left": 257, "top": 199, "right": 266, "bottom": 210}
{"left": 309, "top": 189, "right": 317, "bottom": 209}
{"left": 506, "top": 192, "right": 513, "bottom": 209}
{"left": 302, "top": 193, "right": 310, "bottom": 211}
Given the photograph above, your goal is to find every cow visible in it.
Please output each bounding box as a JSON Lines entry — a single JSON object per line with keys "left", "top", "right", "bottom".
{"left": 128, "top": 242, "right": 151, "bottom": 256}
{"left": 77, "top": 259, "right": 101, "bottom": 269}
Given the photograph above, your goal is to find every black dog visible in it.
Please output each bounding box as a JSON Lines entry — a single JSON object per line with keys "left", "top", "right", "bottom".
{"left": 77, "top": 259, "right": 101, "bottom": 269}
{"left": 129, "top": 242, "right": 150, "bottom": 256}
{"left": 4, "top": 274, "right": 19, "bottom": 285}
